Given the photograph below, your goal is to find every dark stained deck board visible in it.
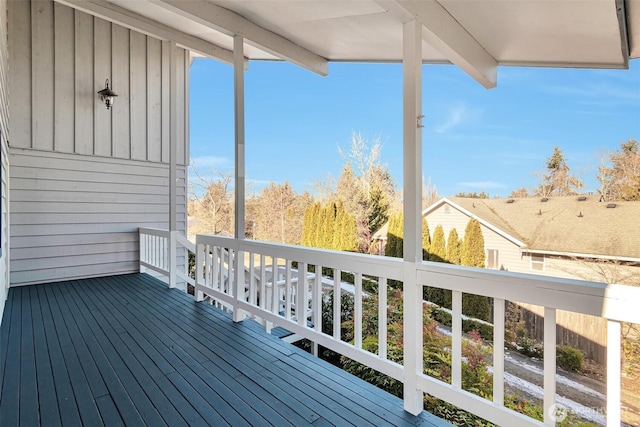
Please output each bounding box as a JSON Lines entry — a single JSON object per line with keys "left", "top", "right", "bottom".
{"left": 0, "top": 273, "right": 452, "bottom": 427}
{"left": 53, "top": 280, "right": 177, "bottom": 427}
{"left": 35, "top": 285, "right": 83, "bottom": 426}
{"left": 0, "top": 288, "right": 20, "bottom": 426}
{"left": 29, "top": 286, "right": 62, "bottom": 427}
{"left": 115, "top": 275, "right": 423, "bottom": 427}
{"left": 113, "top": 276, "right": 376, "bottom": 426}
{"left": 120, "top": 274, "right": 426, "bottom": 427}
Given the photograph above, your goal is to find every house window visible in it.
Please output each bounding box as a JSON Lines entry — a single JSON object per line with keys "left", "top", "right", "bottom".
{"left": 486, "top": 249, "right": 499, "bottom": 269}
{"left": 531, "top": 254, "right": 545, "bottom": 271}
{"left": 444, "top": 205, "right": 450, "bottom": 214}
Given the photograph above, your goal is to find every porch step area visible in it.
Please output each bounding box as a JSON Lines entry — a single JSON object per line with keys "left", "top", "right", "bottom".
{"left": 0, "top": 273, "right": 452, "bottom": 427}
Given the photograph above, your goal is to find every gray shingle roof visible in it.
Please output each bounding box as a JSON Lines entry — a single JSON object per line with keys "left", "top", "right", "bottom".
{"left": 447, "top": 196, "right": 640, "bottom": 259}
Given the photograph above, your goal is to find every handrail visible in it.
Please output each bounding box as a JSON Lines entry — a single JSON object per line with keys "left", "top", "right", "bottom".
{"left": 150, "top": 230, "right": 638, "bottom": 427}
{"left": 416, "top": 261, "right": 640, "bottom": 324}
{"left": 139, "top": 228, "right": 195, "bottom": 288}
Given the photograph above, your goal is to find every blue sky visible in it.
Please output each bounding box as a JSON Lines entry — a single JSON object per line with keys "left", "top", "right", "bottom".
{"left": 189, "top": 58, "right": 640, "bottom": 198}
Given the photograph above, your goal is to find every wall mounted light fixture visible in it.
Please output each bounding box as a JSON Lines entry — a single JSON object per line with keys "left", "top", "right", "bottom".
{"left": 97, "top": 79, "right": 118, "bottom": 110}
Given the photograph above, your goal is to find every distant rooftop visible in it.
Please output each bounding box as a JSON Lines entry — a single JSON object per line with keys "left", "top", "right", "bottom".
{"left": 446, "top": 196, "right": 640, "bottom": 260}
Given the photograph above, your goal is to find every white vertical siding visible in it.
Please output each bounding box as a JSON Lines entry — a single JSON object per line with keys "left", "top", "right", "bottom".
{"left": 0, "top": 0, "right": 9, "bottom": 318}
{"left": 8, "top": 0, "right": 189, "bottom": 165}
{"left": 9, "top": 149, "right": 187, "bottom": 286}
{"left": 7, "top": 0, "right": 190, "bottom": 286}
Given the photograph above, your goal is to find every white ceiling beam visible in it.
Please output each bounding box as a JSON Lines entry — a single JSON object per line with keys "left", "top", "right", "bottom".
{"left": 393, "top": 0, "right": 498, "bottom": 88}
{"left": 55, "top": 0, "right": 238, "bottom": 66}
{"left": 151, "top": 0, "right": 329, "bottom": 76}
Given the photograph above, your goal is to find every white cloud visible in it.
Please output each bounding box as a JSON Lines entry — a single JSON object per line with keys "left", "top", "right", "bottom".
{"left": 189, "top": 155, "right": 233, "bottom": 171}
{"left": 435, "top": 104, "right": 467, "bottom": 133}
{"left": 457, "top": 181, "right": 506, "bottom": 189}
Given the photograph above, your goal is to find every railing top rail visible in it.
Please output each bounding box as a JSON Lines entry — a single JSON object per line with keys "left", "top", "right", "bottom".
{"left": 196, "top": 234, "right": 405, "bottom": 280}
{"left": 175, "top": 233, "right": 196, "bottom": 253}
{"left": 139, "top": 227, "right": 172, "bottom": 237}
{"left": 417, "top": 261, "right": 640, "bottom": 324}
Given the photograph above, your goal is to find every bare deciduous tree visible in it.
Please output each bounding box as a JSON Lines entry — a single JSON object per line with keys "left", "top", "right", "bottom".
{"left": 188, "top": 167, "right": 234, "bottom": 235}
{"left": 598, "top": 139, "right": 640, "bottom": 201}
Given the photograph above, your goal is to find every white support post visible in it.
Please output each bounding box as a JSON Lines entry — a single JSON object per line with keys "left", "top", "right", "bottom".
{"left": 402, "top": 18, "right": 424, "bottom": 416}
{"left": 234, "top": 35, "right": 246, "bottom": 241}
{"left": 333, "top": 268, "right": 341, "bottom": 340}
{"left": 543, "top": 307, "right": 557, "bottom": 426}
{"left": 169, "top": 231, "right": 177, "bottom": 288}
{"left": 233, "top": 250, "right": 245, "bottom": 322}
{"left": 606, "top": 320, "right": 621, "bottom": 427}
{"left": 452, "top": 290, "right": 462, "bottom": 388}
{"left": 297, "top": 262, "right": 307, "bottom": 326}
{"left": 139, "top": 233, "right": 146, "bottom": 273}
{"left": 195, "top": 243, "right": 204, "bottom": 302}
{"left": 493, "top": 298, "right": 505, "bottom": 406}
{"left": 169, "top": 41, "right": 177, "bottom": 233}
{"left": 379, "top": 277, "right": 388, "bottom": 359}
{"left": 354, "top": 273, "right": 363, "bottom": 349}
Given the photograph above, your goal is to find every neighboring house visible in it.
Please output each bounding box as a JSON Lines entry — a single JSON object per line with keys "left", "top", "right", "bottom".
{"left": 0, "top": 1, "right": 639, "bottom": 425}
{"left": 424, "top": 196, "right": 640, "bottom": 282}
{"left": 374, "top": 196, "right": 640, "bottom": 362}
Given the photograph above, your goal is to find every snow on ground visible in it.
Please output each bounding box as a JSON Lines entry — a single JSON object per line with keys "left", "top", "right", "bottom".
{"left": 499, "top": 370, "right": 606, "bottom": 426}
{"left": 311, "top": 273, "right": 607, "bottom": 425}
{"left": 424, "top": 300, "right": 494, "bottom": 326}
{"left": 504, "top": 354, "right": 605, "bottom": 400}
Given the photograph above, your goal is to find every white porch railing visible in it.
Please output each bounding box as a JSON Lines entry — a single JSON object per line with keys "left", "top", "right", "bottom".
{"left": 139, "top": 227, "right": 195, "bottom": 289}
{"left": 143, "top": 230, "right": 640, "bottom": 427}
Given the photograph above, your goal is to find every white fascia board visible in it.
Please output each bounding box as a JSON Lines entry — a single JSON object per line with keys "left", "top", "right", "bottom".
{"left": 522, "top": 249, "right": 640, "bottom": 264}
{"left": 151, "top": 0, "right": 329, "bottom": 76}
{"left": 55, "top": 0, "right": 238, "bottom": 66}
{"left": 394, "top": 0, "right": 498, "bottom": 89}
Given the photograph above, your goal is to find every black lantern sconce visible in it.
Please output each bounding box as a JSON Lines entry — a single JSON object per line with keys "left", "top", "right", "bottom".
{"left": 97, "top": 79, "right": 118, "bottom": 110}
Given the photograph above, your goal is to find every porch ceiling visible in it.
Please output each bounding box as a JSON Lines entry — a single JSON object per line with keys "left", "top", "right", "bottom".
{"left": 101, "top": 0, "right": 636, "bottom": 77}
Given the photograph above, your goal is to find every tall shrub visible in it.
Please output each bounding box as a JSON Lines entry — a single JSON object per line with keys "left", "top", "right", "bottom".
{"left": 422, "top": 217, "right": 431, "bottom": 261}
{"left": 461, "top": 218, "right": 490, "bottom": 321}
{"left": 429, "top": 225, "right": 446, "bottom": 262}
{"left": 461, "top": 219, "right": 485, "bottom": 267}
{"left": 446, "top": 228, "right": 461, "bottom": 264}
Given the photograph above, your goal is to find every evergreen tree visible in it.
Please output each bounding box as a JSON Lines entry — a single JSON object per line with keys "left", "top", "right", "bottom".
{"left": 446, "top": 228, "right": 461, "bottom": 264}
{"left": 309, "top": 203, "right": 322, "bottom": 248}
{"left": 384, "top": 215, "right": 396, "bottom": 257}
{"left": 535, "top": 146, "right": 583, "bottom": 196}
{"left": 461, "top": 219, "right": 485, "bottom": 267}
{"left": 368, "top": 186, "right": 391, "bottom": 236}
{"left": 421, "top": 217, "right": 431, "bottom": 261}
{"left": 395, "top": 213, "right": 404, "bottom": 258}
{"left": 460, "top": 219, "right": 490, "bottom": 321}
{"left": 342, "top": 211, "right": 358, "bottom": 252}
{"left": 429, "top": 225, "right": 446, "bottom": 262}
{"left": 385, "top": 213, "right": 404, "bottom": 258}
{"left": 332, "top": 201, "right": 345, "bottom": 250}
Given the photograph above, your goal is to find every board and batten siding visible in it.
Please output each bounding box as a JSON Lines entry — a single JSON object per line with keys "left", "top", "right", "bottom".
{"left": 10, "top": 149, "right": 187, "bottom": 286}
{"left": 8, "top": 0, "right": 190, "bottom": 165}
{"left": 0, "top": 0, "right": 9, "bottom": 318}
{"left": 7, "top": 0, "right": 190, "bottom": 286}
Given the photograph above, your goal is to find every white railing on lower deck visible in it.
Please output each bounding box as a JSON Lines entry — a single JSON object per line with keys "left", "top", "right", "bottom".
{"left": 139, "top": 228, "right": 195, "bottom": 289}
{"left": 413, "top": 262, "right": 640, "bottom": 427}
{"left": 147, "top": 230, "right": 640, "bottom": 427}
{"left": 194, "top": 234, "right": 406, "bottom": 382}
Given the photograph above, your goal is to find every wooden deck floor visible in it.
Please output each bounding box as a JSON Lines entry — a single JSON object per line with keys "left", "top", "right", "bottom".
{"left": 0, "top": 273, "right": 451, "bottom": 426}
